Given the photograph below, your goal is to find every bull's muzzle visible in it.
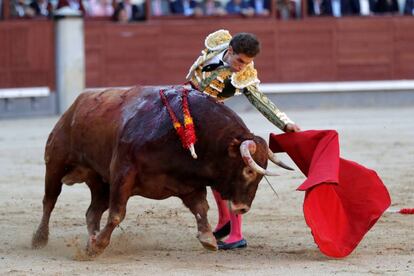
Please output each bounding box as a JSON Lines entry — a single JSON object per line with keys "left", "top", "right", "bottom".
{"left": 229, "top": 201, "right": 250, "bottom": 214}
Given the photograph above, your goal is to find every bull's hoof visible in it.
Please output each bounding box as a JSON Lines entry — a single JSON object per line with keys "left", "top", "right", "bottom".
{"left": 32, "top": 229, "right": 49, "bottom": 249}
{"left": 197, "top": 231, "right": 218, "bottom": 251}
{"left": 85, "top": 235, "right": 105, "bottom": 257}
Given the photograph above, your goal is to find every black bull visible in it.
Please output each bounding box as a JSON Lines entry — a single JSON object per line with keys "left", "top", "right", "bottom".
{"left": 32, "top": 85, "right": 283, "bottom": 256}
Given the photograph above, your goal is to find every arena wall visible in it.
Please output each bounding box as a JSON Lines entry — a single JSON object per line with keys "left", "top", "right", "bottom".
{"left": 1, "top": 16, "right": 414, "bottom": 117}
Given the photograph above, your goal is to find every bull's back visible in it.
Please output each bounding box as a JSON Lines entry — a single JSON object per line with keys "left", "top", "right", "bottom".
{"left": 49, "top": 87, "right": 145, "bottom": 174}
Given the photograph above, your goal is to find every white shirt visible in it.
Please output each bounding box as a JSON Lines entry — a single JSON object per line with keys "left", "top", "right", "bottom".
{"left": 204, "top": 50, "right": 228, "bottom": 68}
{"left": 359, "top": 0, "right": 370, "bottom": 15}
{"left": 39, "top": 1, "right": 49, "bottom": 16}
{"left": 332, "top": 0, "right": 341, "bottom": 17}
{"left": 183, "top": 0, "right": 194, "bottom": 16}
{"left": 313, "top": 0, "right": 321, "bottom": 15}
{"left": 68, "top": 0, "right": 80, "bottom": 10}
{"left": 124, "top": 4, "right": 132, "bottom": 20}
{"left": 254, "top": 0, "right": 264, "bottom": 14}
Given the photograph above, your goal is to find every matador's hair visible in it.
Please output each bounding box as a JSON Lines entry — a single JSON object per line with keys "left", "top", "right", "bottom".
{"left": 230, "top": 33, "right": 261, "bottom": 58}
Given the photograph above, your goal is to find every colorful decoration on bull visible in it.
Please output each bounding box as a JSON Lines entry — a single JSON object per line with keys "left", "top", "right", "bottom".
{"left": 181, "top": 89, "right": 197, "bottom": 158}
{"left": 159, "top": 88, "right": 197, "bottom": 159}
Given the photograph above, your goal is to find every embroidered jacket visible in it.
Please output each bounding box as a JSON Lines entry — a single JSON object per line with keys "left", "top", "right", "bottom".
{"left": 186, "top": 29, "right": 294, "bottom": 131}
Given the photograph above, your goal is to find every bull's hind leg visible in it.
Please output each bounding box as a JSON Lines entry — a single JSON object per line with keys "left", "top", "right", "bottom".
{"left": 182, "top": 188, "right": 218, "bottom": 251}
{"left": 32, "top": 164, "right": 65, "bottom": 249}
{"left": 86, "top": 168, "right": 136, "bottom": 257}
{"left": 85, "top": 174, "right": 109, "bottom": 236}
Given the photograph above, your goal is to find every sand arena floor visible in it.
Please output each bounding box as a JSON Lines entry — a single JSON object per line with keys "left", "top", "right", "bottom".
{"left": 0, "top": 107, "right": 413, "bottom": 275}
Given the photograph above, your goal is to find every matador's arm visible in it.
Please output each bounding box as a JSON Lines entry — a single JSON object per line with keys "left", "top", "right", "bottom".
{"left": 243, "top": 84, "right": 294, "bottom": 131}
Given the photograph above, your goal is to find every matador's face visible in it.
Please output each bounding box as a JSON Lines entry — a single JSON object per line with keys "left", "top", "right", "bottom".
{"left": 225, "top": 47, "right": 255, "bottom": 73}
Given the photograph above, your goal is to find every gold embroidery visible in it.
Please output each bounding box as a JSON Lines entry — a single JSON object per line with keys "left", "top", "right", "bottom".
{"left": 231, "top": 63, "right": 260, "bottom": 89}
{"left": 218, "top": 70, "right": 231, "bottom": 80}
{"left": 203, "top": 87, "right": 220, "bottom": 97}
{"left": 187, "top": 30, "right": 231, "bottom": 80}
{"left": 205, "top": 29, "right": 232, "bottom": 51}
{"left": 244, "top": 85, "right": 294, "bottom": 130}
{"left": 209, "top": 79, "right": 225, "bottom": 91}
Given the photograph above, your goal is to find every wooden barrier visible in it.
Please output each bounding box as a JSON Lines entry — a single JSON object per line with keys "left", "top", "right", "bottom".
{"left": 0, "top": 20, "right": 55, "bottom": 89}
{"left": 0, "top": 16, "right": 413, "bottom": 89}
{"left": 84, "top": 17, "right": 414, "bottom": 87}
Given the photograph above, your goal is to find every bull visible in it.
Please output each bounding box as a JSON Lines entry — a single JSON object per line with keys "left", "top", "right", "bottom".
{"left": 32, "top": 86, "right": 288, "bottom": 256}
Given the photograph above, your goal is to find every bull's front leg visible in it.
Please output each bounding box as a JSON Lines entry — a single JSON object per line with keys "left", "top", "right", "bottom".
{"left": 181, "top": 188, "right": 217, "bottom": 251}
{"left": 86, "top": 168, "right": 136, "bottom": 257}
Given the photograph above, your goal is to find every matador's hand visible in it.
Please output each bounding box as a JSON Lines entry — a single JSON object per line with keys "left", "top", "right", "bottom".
{"left": 284, "top": 123, "right": 301, "bottom": 133}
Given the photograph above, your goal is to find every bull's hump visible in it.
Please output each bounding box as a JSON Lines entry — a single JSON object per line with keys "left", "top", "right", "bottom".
{"left": 69, "top": 87, "right": 142, "bottom": 130}
{"left": 89, "top": 87, "right": 142, "bottom": 112}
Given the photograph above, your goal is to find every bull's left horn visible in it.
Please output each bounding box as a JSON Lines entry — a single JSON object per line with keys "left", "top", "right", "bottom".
{"left": 240, "top": 140, "right": 278, "bottom": 176}
{"left": 268, "top": 149, "right": 294, "bottom": 171}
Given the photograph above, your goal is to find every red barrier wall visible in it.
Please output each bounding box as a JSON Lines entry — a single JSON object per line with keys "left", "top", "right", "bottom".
{"left": 85, "top": 17, "right": 414, "bottom": 87}
{"left": 0, "top": 20, "right": 55, "bottom": 89}
{"left": 1, "top": 17, "right": 414, "bottom": 89}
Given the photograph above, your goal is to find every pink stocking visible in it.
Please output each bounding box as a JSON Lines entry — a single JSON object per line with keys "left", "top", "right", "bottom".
{"left": 225, "top": 213, "right": 243, "bottom": 243}
{"left": 212, "top": 189, "right": 230, "bottom": 230}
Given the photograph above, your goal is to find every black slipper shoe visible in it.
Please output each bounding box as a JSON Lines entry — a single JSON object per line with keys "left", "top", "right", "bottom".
{"left": 217, "top": 238, "right": 247, "bottom": 250}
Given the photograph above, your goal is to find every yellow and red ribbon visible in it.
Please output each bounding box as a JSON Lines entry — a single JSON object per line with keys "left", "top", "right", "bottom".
{"left": 181, "top": 89, "right": 197, "bottom": 149}
{"left": 160, "top": 88, "right": 197, "bottom": 158}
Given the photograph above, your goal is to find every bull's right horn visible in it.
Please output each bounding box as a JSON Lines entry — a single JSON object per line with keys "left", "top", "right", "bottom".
{"left": 240, "top": 140, "right": 279, "bottom": 176}
{"left": 268, "top": 149, "right": 294, "bottom": 171}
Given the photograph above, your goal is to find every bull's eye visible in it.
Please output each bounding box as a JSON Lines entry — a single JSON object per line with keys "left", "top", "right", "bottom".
{"left": 243, "top": 166, "right": 257, "bottom": 183}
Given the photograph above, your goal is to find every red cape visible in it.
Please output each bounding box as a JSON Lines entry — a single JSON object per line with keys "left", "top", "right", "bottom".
{"left": 269, "top": 130, "right": 391, "bottom": 258}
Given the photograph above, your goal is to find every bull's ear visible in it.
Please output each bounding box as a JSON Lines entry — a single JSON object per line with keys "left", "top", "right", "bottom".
{"left": 228, "top": 138, "right": 241, "bottom": 158}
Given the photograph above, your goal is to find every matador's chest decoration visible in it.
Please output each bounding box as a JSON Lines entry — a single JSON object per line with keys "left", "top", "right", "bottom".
{"left": 190, "top": 65, "right": 237, "bottom": 100}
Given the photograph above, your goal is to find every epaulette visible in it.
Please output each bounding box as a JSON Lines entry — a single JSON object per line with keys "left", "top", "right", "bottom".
{"left": 231, "top": 63, "right": 260, "bottom": 89}
{"left": 204, "top": 29, "right": 232, "bottom": 51}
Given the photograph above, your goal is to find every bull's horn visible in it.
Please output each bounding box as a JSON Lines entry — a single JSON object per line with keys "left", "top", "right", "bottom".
{"left": 268, "top": 149, "right": 294, "bottom": 171}
{"left": 240, "top": 140, "right": 279, "bottom": 176}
